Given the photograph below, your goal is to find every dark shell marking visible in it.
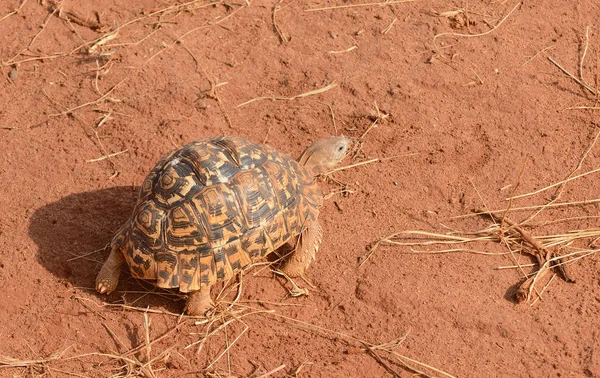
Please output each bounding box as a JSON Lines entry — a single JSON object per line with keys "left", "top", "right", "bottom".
{"left": 112, "top": 137, "right": 322, "bottom": 292}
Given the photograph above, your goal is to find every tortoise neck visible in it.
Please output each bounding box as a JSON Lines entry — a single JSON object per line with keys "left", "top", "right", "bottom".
{"left": 297, "top": 149, "right": 325, "bottom": 177}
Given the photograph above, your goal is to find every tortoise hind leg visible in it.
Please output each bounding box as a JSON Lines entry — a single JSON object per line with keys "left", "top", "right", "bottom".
{"left": 96, "top": 247, "right": 125, "bottom": 294}
{"left": 186, "top": 286, "right": 214, "bottom": 316}
{"left": 280, "top": 220, "right": 322, "bottom": 278}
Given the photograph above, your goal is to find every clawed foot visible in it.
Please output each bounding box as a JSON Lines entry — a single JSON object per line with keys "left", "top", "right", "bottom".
{"left": 96, "top": 265, "right": 120, "bottom": 295}
{"left": 275, "top": 270, "right": 310, "bottom": 297}
{"left": 185, "top": 289, "right": 214, "bottom": 317}
{"left": 96, "top": 248, "right": 124, "bottom": 295}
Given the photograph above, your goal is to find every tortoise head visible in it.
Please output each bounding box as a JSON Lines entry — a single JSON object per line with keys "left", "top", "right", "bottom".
{"left": 298, "top": 136, "right": 351, "bottom": 176}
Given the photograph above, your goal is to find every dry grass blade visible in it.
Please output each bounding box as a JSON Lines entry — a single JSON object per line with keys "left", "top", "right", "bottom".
{"left": 75, "top": 296, "right": 184, "bottom": 317}
{"left": 101, "top": 322, "right": 130, "bottom": 354}
{"left": 205, "top": 325, "right": 249, "bottom": 370}
{"left": 237, "top": 82, "right": 337, "bottom": 107}
{"left": 64, "top": 0, "right": 222, "bottom": 56}
{"left": 144, "top": 4, "right": 248, "bottom": 66}
{"left": 508, "top": 166, "right": 600, "bottom": 200}
{"left": 364, "top": 212, "right": 600, "bottom": 303}
{"left": 291, "top": 361, "right": 313, "bottom": 376}
{"left": 360, "top": 230, "right": 503, "bottom": 266}
{"left": 26, "top": 1, "right": 61, "bottom": 50}
{"left": 326, "top": 157, "right": 379, "bottom": 174}
{"left": 187, "top": 317, "right": 237, "bottom": 352}
{"left": 564, "top": 106, "right": 600, "bottom": 111}
{"left": 508, "top": 127, "right": 600, "bottom": 201}
{"left": 53, "top": 3, "right": 108, "bottom": 32}
{"left": 50, "top": 78, "right": 128, "bottom": 116}
{"left": 521, "top": 45, "right": 555, "bottom": 67}
{"left": 122, "top": 321, "right": 188, "bottom": 361}
{"left": 326, "top": 46, "right": 358, "bottom": 56}
{"left": 0, "top": 346, "right": 70, "bottom": 368}
{"left": 381, "top": 17, "right": 397, "bottom": 34}
{"left": 363, "top": 344, "right": 402, "bottom": 377}
{"left": 272, "top": 0, "right": 288, "bottom": 43}
{"left": 255, "top": 364, "right": 286, "bottom": 378}
{"left": 261, "top": 311, "right": 455, "bottom": 378}
{"left": 0, "top": 0, "right": 27, "bottom": 23}
{"left": 433, "top": 1, "right": 522, "bottom": 51}
{"left": 496, "top": 263, "right": 536, "bottom": 270}
{"left": 579, "top": 26, "right": 590, "bottom": 82}
{"left": 548, "top": 56, "right": 597, "bottom": 95}
{"left": 326, "top": 153, "right": 417, "bottom": 175}
{"left": 305, "top": 0, "right": 416, "bottom": 12}
{"left": 2, "top": 52, "right": 67, "bottom": 67}
{"left": 86, "top": 149, "right": 129, "bottom": 163}
{"left": 89, "top": 29, "right": 119, "bottom": 53}
{"left": 409, "top": 248, "right": 509, "bottom": 255}
{"left": 67, "top": 244, "right": 109, "bottom": 261}
{"left": 143, "top": 312, "right": 152, "bottom": 371}
{"left": 324, "top": 102, "right": 337, "bottom": 133}
{"left": 454, "top": 198, "right": 600, "bottom": 219}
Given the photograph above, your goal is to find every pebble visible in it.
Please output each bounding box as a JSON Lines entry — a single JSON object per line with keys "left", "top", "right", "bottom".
{"left": 8, "top": 69, "right": 18, "bottom": 79}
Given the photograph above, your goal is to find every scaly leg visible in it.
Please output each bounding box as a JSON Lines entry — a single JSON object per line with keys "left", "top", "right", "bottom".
{"left": 280, "top": 220, "right": 322, "bottom": 278}
{"left": 186, "top": 286, "right": 214, "bottom": 316}
{"left": 96, "top": 248, "right": 125, "bottom": 294}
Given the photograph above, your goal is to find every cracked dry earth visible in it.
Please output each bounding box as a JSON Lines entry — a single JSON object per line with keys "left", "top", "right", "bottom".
{"left": 1, "top": 0, "right": 600, "bottom": 377}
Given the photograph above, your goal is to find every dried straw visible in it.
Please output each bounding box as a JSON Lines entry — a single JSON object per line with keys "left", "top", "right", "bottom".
{"left": 237, "top": 82, "right": 337, "bottom": 107}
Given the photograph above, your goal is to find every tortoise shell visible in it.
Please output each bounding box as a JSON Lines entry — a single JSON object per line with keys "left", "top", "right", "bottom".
{"left": 112, "top": 137, "right": 323, "bottom": 292}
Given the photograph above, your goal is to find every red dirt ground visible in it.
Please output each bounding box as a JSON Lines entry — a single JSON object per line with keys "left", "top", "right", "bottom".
{"left": 2, "top": 0, "right": 600, "bottom": 377}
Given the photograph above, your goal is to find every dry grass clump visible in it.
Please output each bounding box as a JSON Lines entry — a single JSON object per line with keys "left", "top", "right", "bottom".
{"left": 365, "top": 127, "right": 600, "bottom": 305}
{"left": 1, "top": 270, "right": 454, "bottom": 377}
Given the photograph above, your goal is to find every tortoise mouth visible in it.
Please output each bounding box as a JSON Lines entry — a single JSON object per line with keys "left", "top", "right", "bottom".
{"left": 332, "top": 136, "right": 352, "bottom": 161}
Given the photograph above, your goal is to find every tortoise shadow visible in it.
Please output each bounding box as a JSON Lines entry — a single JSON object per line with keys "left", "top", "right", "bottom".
{"left": 28, "top": 186, "right": 184, "bottom": 312}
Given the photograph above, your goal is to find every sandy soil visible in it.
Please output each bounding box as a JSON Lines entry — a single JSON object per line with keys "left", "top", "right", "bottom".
{"left": 1, "top": 0, "right": 600, "bottom": 377}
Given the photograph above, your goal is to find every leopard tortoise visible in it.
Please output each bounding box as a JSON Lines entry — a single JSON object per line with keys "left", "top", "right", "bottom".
{"left": 96, "top": 136, "right": 350, "bottom": 315}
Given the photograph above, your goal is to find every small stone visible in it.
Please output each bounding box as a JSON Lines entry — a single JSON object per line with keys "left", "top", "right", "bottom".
{"left": 8, "top": 69, "right": 18, "bottom": 79}
{"left": 393, "top": 181, "right": 398, "bottom": 185}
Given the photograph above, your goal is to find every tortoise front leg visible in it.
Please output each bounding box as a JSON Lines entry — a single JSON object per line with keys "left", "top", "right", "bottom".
{"left": 186, "top": 286, "right": 214, "bottom": 316}
{"left": 96, "top": 247, "right": 125, "bottom": 294}
{"left": 280, "top": 219, "right": 322, "bottom": 277}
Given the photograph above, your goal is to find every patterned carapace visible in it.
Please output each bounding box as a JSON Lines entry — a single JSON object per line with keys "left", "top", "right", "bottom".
{"left": 112, "top": 137, "right": 323, "bottom": 292}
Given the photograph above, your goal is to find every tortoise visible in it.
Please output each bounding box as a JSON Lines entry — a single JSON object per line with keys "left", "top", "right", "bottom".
{"left": 95, "top": 135, "right": 350, "bottom": 315}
